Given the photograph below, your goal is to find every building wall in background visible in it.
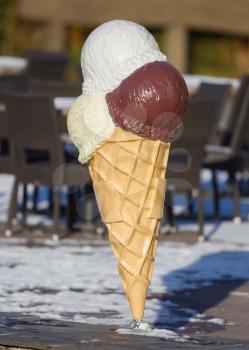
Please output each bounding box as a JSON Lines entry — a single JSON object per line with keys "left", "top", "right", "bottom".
{"left": 0, "top": 0, "right": 17, "bottom": 54}
{"left": 1, "top": 0, "right": 248, "bottom": 78}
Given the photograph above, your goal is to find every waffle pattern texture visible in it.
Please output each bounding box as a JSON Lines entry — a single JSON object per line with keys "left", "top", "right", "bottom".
{"left": 89, "top": 127, "right": 170, "bottom": 320}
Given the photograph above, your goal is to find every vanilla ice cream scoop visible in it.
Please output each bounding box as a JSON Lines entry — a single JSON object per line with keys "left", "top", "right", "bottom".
{"left": 81, "top": 20, "right": 166, "bottom": 95}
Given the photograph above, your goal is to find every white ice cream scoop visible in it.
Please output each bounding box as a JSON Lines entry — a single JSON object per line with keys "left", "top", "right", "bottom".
{"left": 81, "top": 19, "right": 166, "bottom": 95}
{"left": 68, "top": 20, "right": 167, "bottom": 164}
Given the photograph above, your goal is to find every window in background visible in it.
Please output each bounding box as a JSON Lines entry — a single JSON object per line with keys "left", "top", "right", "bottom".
{"left": 0, "top": 0, "right": 46, "bottom": 57}
{"left": 189, "top": 31, "right": 249, "bottom": 77}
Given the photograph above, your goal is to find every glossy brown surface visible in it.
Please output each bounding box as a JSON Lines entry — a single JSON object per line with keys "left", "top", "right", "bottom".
{"left": 106, "top": 61, "right": 189, "bottom": 141}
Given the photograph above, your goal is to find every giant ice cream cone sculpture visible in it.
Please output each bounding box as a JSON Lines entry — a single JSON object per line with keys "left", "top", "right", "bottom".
{"left": 67, "top": 20, "right": 188, "bottom": 327}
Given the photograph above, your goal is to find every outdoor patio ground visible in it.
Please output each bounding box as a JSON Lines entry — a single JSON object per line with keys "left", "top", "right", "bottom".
{"left": 0, "top": 225, "right": 249, "bottom": 349}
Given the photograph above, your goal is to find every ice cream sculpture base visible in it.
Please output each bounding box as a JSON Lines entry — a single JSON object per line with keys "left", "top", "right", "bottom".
{"left": 67, "top": 20, "right": 188, "bottom": 325}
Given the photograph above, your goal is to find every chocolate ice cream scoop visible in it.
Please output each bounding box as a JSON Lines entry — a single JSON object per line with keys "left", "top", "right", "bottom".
{"left": 106, "top": 61, "right": 189, "bottom": 141}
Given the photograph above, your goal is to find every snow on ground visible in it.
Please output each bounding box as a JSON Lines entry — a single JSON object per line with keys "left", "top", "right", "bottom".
{"left": 0, "top": 238, "right": 249, "bottom": 332}
{"left": 116, "top": 327, "right": 188, "bottom": 342}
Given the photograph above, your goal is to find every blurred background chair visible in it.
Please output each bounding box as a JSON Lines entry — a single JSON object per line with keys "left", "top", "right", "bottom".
{"left": 203, "top": 75, "right": 249, "bottom": 221}
{"left": 24, "top": 50, "right": 68, "bottom": 81}
{"left": 28, "top": 78, "right": 81, "bottom": 134}
{"left": 0, "top": 94, "right": 14, "bottom": 173}
{"left": 28, "top": 79, "right": 81, "bottom": 97}
{"left": 0, "top": 73, "right": 28, "bottom": 92}
{"left": 163, "top": 99, "right": 215, "bottom": 238}
{"left": 5, "top": 92, "right": 90, "bottom": 238}
{"left": 27, "top": 79, "right": 81, "bottom": 210}
{"left": 0, "top": 93, "right": 18, "bottom": 233}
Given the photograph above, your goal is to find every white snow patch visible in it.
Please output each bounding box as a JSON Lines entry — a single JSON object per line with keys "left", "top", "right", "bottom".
{"left": 116, "top": 327, "right": 186, "bottom": 342}
{"left": 231, "top": 291, "right": 249, "bottom": 298}
{"left": 207, "top": 318, "right": 225, "bottom": 325}
{"left": 80, "top": 339, "right": 100, "bottom": 344}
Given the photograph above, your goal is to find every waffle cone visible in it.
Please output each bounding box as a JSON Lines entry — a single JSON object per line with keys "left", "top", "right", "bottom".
{"left": 89, "top": 127, "right": 170, "bottom": 320}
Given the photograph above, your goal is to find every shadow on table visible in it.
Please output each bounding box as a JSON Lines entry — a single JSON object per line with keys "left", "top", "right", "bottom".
{"left": 154, "top": 251, "right": 249, "bottom": 331}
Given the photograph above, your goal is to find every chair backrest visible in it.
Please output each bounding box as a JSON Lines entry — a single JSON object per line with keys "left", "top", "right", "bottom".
{"left": 194, "top": 82, "right": 231, "bottom": 118}
{"left": 6, "top": 92, "right": 64, "bottom": 185}
{"left": 167, "top": 100, "right": 215, "bottom": 189}
{"left": 25, "top": 50, "right": 68, "bottom": 81}
{"left": 231, "top": 83, "right": 249, "bottom": 155}
{"left": 28, "top": 79, "right": 81, "bottom": 97}
{"left": 0, "top": 94, "right": 15, "bottom": 173}
{"left": 28, "top": 79, "right": 80, "bottom": 134}
{"left": 192, "top": 82, "right": 231, "bottom": 145}
{"left": 223, "top": 75, "right": 249, "bottom": 148}
{"left": 0, "top": 74, "right": 28, "bottom": 92}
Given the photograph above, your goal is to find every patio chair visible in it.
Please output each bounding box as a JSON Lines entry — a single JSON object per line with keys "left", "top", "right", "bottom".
{"left": 164, "top": 99, "right": 215, "bottom": 238}
{"left": 185, "top": 82, "right": 231, "bottom": 218}
{"left": 28, "top": 79, "right": 81, "bottom": 97}
{"left": 5, "top": 92, "right": 90, "bottom": 238}
{"left": 203, "top": 75, "right": 249, "bottom": 220}
{"left": 28, "top": 78, "right": 81, "bottom": 207}
{"left": 25, "top": 50, "right": 68, "bottom": 81}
